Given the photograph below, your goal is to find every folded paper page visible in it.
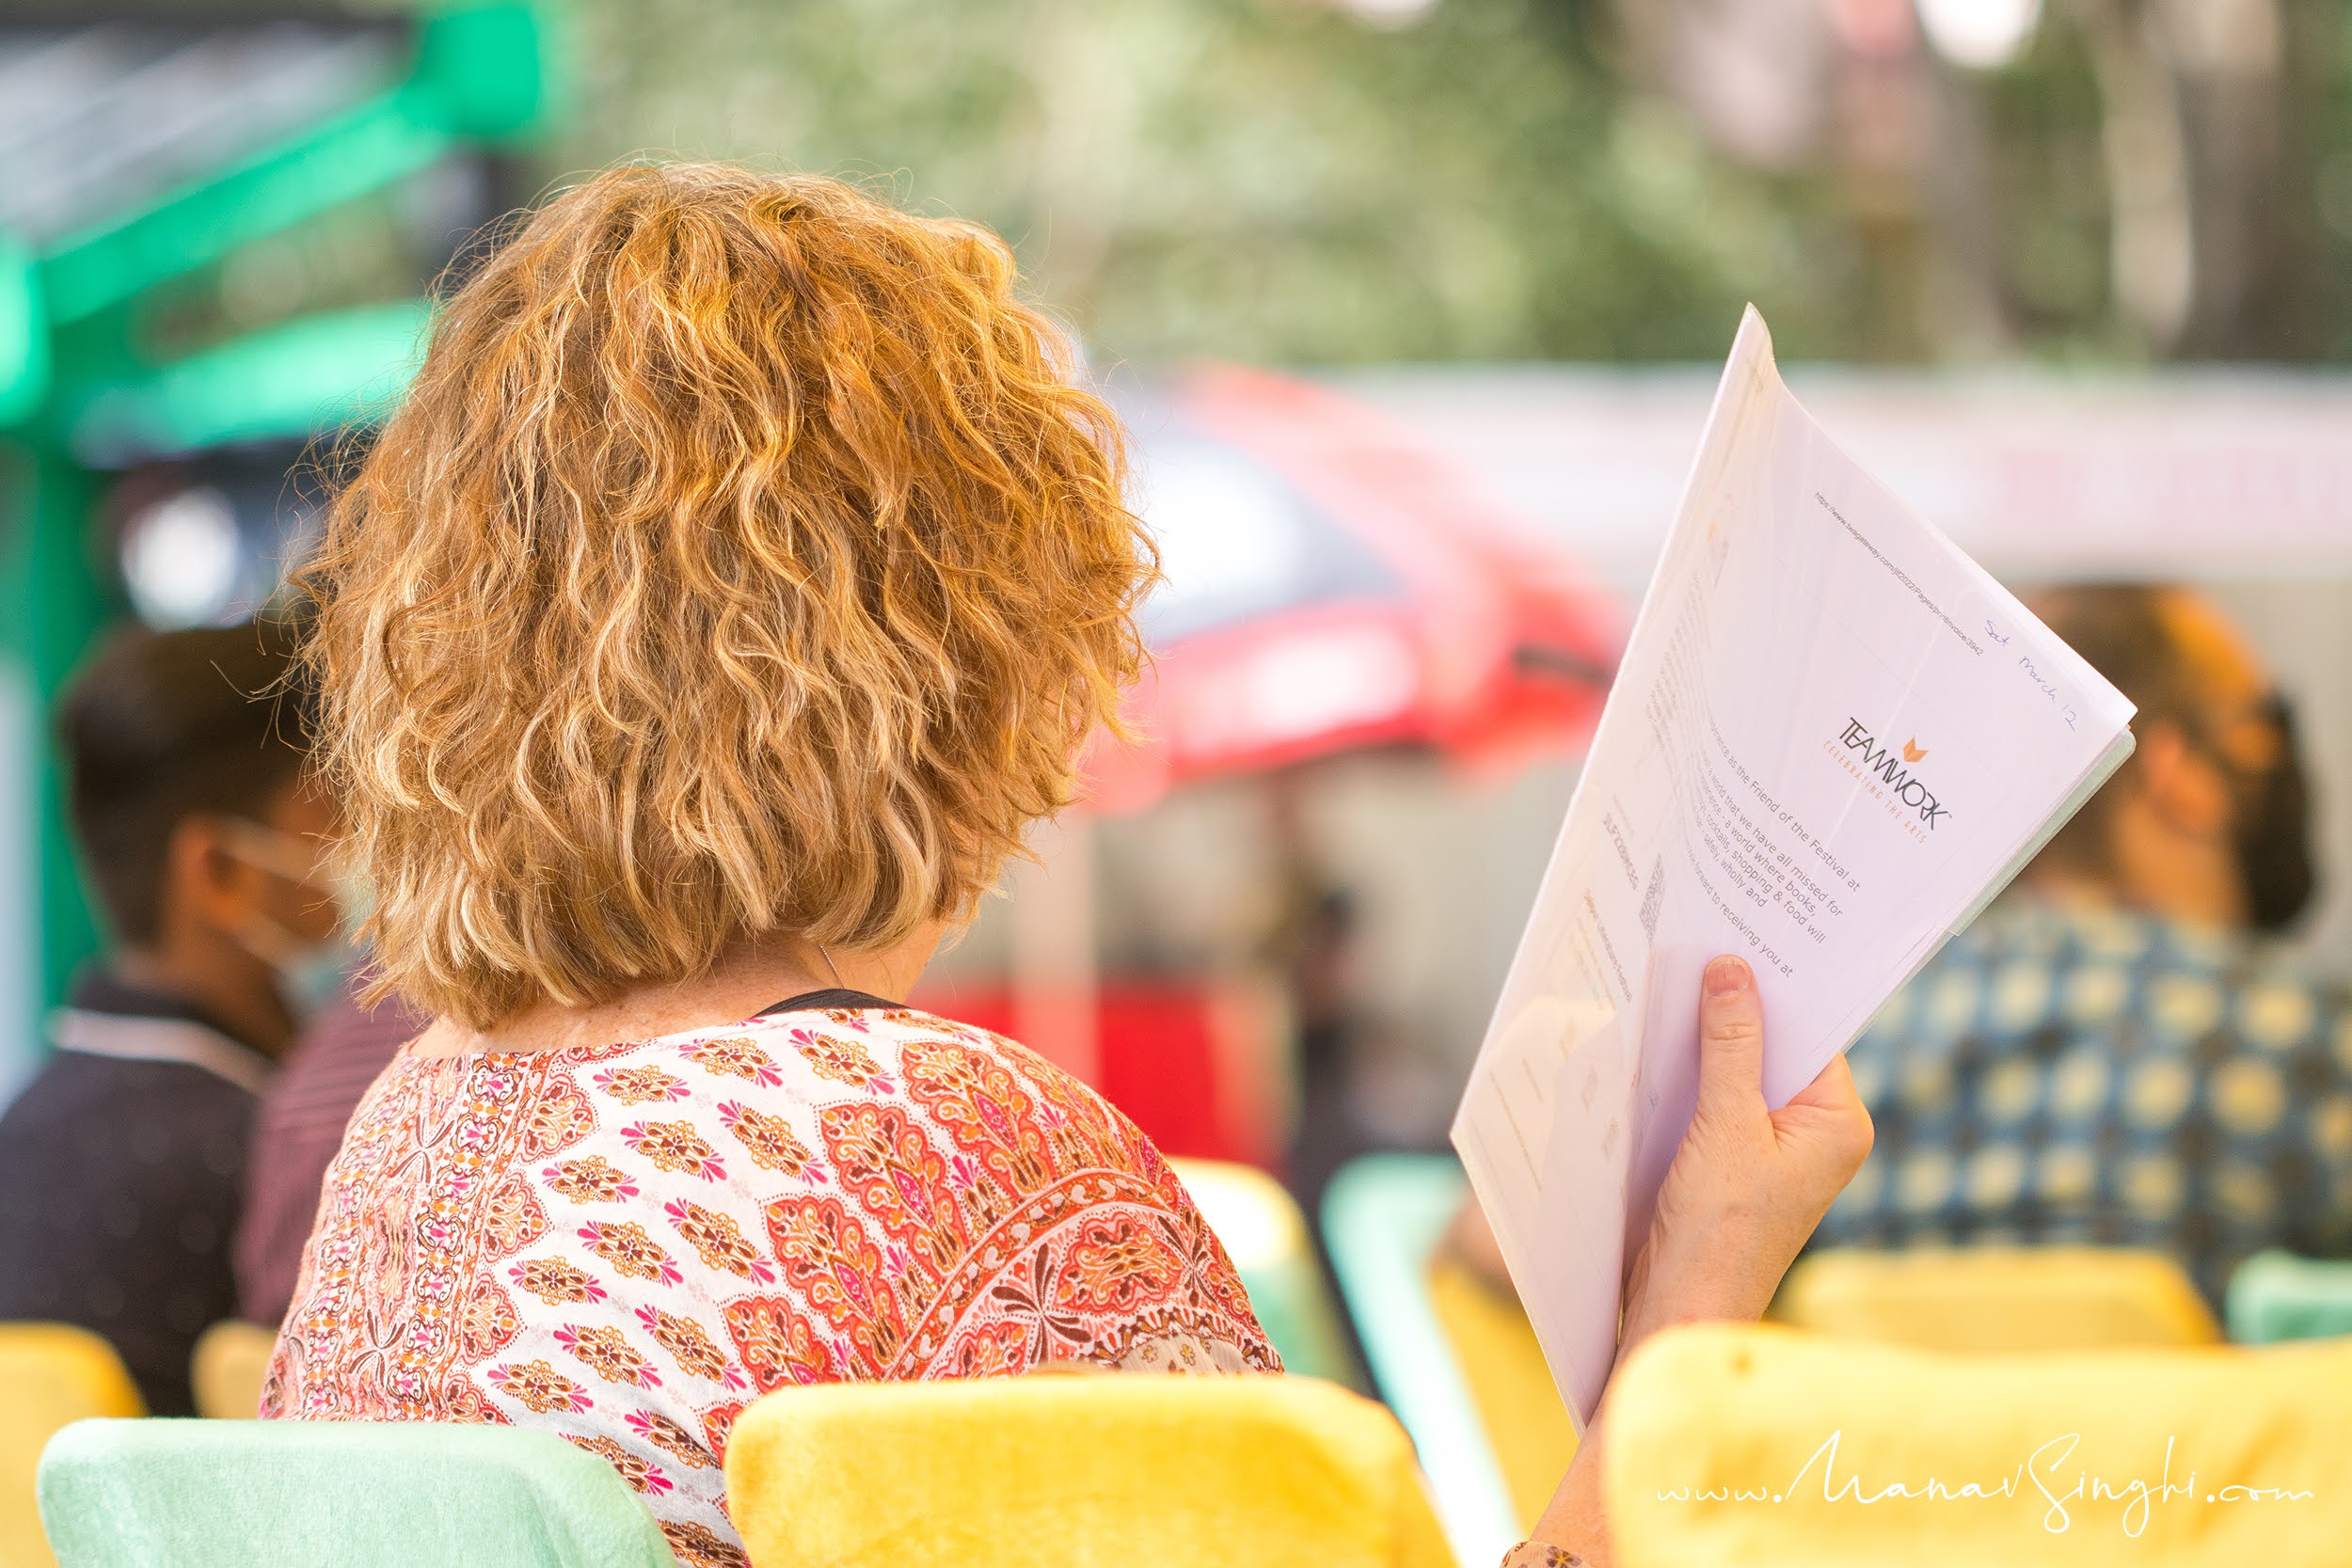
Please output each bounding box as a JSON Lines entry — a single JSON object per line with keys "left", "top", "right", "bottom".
{"left": 1451, "top": 307, "right": 2136, "bottom": 1428}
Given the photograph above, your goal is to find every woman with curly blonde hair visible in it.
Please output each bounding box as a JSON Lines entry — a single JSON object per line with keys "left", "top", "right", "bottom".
{"left": 263, "top": 159, "right": 1872, "bottom": 1568}
{"left": 260, "top": 164, "right": 1276, "bottom": 1566}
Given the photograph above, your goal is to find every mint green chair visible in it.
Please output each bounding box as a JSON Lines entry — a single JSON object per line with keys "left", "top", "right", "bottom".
{"left": 39, "top": 1418, "right": 675, "bottom": 1568}
{"left": 1170, "top": 1157, "right": 1363, "bottom": 1388}
{"left": 1323, "top": 1155, "right": 1520, "bottom": 1568}
{"left": 2227, "top": 1249, "right": 2352, "bottom": 1344}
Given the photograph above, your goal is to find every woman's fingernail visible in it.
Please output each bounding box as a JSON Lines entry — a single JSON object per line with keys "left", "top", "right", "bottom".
{"left": 1704, "top": 956, "right": 1750, "bottom": 996}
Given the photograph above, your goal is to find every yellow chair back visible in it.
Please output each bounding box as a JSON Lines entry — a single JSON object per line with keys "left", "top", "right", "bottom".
{"left": 723, "top": 1371, "right": 1456, "bottom": 1568}
{"left": 1424, "top": 1259, "right": 1578, "bottom": 1528}
{"left": 0, "top": 1323, "right": 142, "bottom": 1568}
{"left": 1607, "top": 1322, "right": 2352, "bottom": 1567}
{"left": 190, "top": 1321, "right": 277, "bottom": 1420}
{"left": 1774, "top": 1246, "right": 2218, "bottom": 1352}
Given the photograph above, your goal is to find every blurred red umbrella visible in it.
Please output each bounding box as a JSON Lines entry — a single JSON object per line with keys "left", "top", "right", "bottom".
{"left": 954, "top": 365, "right": 1626, "bottom": 1148}
{"left": 1083, "top": 363, "right": 1624, "bottom": 811}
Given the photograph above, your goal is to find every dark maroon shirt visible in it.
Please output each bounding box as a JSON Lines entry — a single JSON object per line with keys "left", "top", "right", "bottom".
{"left": 233, "top": 988, "right": 427, "bottom": 1325}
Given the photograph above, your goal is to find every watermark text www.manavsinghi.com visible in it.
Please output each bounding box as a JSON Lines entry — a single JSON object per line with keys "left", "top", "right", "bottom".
{"left": 1649, "top": 1433, "right": 2313, "bottom": 1537}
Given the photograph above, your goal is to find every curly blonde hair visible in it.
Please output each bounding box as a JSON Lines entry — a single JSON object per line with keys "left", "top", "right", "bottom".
{"left": 300, "top": 163, "right": 1151, "bottom": 1027}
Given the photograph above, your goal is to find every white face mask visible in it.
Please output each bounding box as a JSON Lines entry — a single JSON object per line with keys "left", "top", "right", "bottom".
{"left": 232, "top": 911, "right": 357, "bottom": 1024}
{"left": 217, "top": 819, "right": 362, "bottom": 1026}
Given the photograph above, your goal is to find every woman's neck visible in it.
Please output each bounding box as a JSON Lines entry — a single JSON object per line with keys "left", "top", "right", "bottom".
{"left": 409, "top": 927, "right": 943, "bottom": 1059}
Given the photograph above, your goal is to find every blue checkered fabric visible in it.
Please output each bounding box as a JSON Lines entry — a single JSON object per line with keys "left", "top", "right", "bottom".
{"left": 1812, "top": 897, "right": 2352, "bottom": 1305}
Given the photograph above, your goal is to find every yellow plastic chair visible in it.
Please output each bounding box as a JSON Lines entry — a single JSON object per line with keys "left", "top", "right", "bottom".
{"left": 190, "top": 1321, "right": 277, "bottom": 1420}
{"left": 0, "top": 1324, "right": 143, "bottom": 1568}
{"left": 1168, "top": 1157, "right": 1361, "bottom": 1387}
{"left": 1774, "top": 1246, "right": 2218, "bottom": 1352}
{"left": 723, "top": 1371, "right": 1456, "bottom": 1568}
{"left": 1425, "top": 1259, "right": 1578, "bottom": 1529}
{"left": 1606, "top": 1322, "right": 2352, "bottom": 1567}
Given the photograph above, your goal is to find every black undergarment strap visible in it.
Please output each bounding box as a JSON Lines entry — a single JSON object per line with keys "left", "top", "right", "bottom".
{"left": 752, "top": 988, "right": 898, "bottom": 1018}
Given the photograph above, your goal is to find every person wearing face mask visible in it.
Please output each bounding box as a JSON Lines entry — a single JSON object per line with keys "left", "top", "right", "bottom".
{"left": 1811, "top": 583, "right": 2348, "bottom": 1305}
{"left": 0, "top": 619, "right": 336, "bottom": 1414}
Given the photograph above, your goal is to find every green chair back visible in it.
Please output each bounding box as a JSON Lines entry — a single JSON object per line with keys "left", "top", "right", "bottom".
{"left": 1322, "top": 1154, "right": 1519, "bottom": 1568}
{"left": 38, "top": 1418, "right": 675, "bottom": 1568}
{"left": 2228, "top": 1249, "right": 2352, "bottom": 1344}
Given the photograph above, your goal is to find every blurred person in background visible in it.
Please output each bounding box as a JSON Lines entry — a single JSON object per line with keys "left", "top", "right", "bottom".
{"left": 1281, "top": 885, "right": 1369, "bottom": 1212}
{"left": 0, "top": 622, "right": 337, "bottom": 1414}
{"left": 1813, "top": 584, "right": 2349, "bottom": 1301}
{"left": 234, "top": 984, "right": 427, "bottom": 1325}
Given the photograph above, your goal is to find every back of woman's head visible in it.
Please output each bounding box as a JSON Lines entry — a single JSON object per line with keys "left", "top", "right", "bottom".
{"left": 302, "top": 162, "right": 1151, "bottom": 1027}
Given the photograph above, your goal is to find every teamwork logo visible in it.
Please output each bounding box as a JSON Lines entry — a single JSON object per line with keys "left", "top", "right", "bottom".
{"left": 1837, "top": 719, "right": 1952, "bottom": 830}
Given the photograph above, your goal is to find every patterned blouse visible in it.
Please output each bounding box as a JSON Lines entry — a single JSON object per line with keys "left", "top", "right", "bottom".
{"left": 261, "top": 1001, "right": 1279, "bottom": 1566}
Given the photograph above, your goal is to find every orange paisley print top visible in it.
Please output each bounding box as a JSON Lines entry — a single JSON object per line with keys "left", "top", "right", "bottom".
{"left": 261, "top": 1004, "right": 1279, "bottom": 1568}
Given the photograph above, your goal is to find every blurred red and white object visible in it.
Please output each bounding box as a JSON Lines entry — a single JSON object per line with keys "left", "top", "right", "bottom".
{"left": 1084, "top": 365, "right": 1623, "bottom": 815}
{"left": 1329, "top": 363, "right": 2352, "bottom": 587}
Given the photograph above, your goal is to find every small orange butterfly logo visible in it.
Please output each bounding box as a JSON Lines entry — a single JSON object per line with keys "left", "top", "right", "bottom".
{"left": 1901, "top": 738, "right": 1928, "bottom": 763}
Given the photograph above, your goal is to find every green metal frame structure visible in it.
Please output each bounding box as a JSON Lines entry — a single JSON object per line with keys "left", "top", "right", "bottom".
{"left": 0, "top": 3, "right": 561, "bottom": 1076}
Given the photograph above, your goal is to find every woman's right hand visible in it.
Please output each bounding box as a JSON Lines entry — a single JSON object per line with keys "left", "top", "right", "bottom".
{"left": 1520, "top": 953, "right": 1873, "bottom": 1566}
{"left": 1617, "top": 953, "right": 1875, "bottom": 1351}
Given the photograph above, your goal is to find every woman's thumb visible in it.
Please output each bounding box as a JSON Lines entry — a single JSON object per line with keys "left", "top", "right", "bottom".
{"left": 1695, "top": 955, "right": 1765, "bottom": 1112}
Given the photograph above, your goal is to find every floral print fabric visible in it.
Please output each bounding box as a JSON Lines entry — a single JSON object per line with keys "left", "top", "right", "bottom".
{"left": 262, "top": 1006, "right": 1277, "bottom": 1566}
{"left": 1500, "top": 1545, "right": 1584, "bottom": 1566}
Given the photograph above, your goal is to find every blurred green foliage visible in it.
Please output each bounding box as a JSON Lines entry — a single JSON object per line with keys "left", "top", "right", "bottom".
{"left": 560, "top": 0, "right": 2352, "bottom": 367}
{"left": 558, "top": 0, "right": 1855, "bottom": 364}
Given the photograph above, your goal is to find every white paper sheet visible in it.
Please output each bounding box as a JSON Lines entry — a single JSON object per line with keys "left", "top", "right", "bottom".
{"left": 1450, "top": 308, "right": 2137, "bottom": 1429}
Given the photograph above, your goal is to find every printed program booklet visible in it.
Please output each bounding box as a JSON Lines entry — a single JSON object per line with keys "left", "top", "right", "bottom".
{"left": 1450, "top": 307, "right": 2137, "bottom": 1429}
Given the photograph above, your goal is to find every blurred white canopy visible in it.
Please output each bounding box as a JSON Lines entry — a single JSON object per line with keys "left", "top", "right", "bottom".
{"left": 1328, "top": 363, "right": 2352, "bottom": 588}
